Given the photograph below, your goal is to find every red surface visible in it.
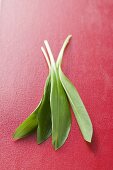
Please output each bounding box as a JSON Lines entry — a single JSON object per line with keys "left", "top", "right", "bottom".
{"left": 0, "top": 1, "right": 113, "bottom": 170}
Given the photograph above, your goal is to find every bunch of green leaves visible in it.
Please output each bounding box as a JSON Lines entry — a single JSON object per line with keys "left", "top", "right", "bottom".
{"left": 13, "top": 35, "right": 93, "bottom": 150}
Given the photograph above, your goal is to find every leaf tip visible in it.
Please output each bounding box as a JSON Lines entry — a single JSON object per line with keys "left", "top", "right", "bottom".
{"left": 12, "top": 132, "right": 19, "bottom": 140}
{"left": 85, "top": 138, "right": 92, "bottom": 143}
{"left": 85, "top": 127, "right": 93, "bottom": 143}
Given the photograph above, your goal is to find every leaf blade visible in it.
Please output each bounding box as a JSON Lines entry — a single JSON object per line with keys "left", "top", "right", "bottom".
{"left": 59, "top": 67, "right": 93, "bottom": 142}
{"left": 50, "top": 68, "right": 71, "bottom": 150}
{"left": 37, "top": 75, "right": 52, "bottom": 144}
{"left": 13, "top": 110, "right": 38, "bottom": 140}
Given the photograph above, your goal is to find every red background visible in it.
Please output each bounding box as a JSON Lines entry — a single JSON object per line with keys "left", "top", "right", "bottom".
{"left": 0, "top": 0, "right": 113, "bottom": 170}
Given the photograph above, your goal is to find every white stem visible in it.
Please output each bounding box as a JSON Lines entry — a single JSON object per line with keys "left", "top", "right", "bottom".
{"left": 56, "top": 35, "right": 72, "bottom": 67}
{"left": 41, "top": 47, "right": 51, "bottom": 70}
{"left": 44, "top": 40, "right": 56, "bottom": 70}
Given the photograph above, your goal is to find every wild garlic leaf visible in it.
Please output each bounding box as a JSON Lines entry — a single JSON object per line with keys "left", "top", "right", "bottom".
{"left": 59, "top": 67, "right": 93, "bottom": 142}
{"left": 13, "top": 110, "right": 38, "bottom": 140}
{"left": 37, "top": 75, "right": 52, "bottom": 144}
{"left": 44, "top": 40, "right": 71, "bottom": 150}
{"left": 13, "top": 76, "right": 52, "bottom": 143}
{"left": 50, "top": 69, "right": 71, "bottom": 150}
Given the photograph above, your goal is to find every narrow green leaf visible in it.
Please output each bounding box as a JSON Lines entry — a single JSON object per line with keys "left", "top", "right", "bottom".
{"left": 13, "top": 109, "right": 38, "bottom": 140}
{"left": 59, "top": 67, "right": 93, "bottom": 142}
{"left": 37, "top": 75, "right": 52, "bottom": 144}
{"left": 44, "top": 40, "right": 71, "bottom": 150}
{"left": 50, "top": 69, "right": 71, "bottom": 150}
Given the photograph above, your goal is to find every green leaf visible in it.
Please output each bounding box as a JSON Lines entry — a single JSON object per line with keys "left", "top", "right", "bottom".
{"left": 13, "top": 109, "right": 38, "bottom": 140}
{"left": 13, "top": 76, "right": 52, "bottom": 143}
{"left": 50, "top": 68, "right": 71, "bottom": 150}
{"left": 44, "top": 40, "right": 71, "bottom": 150}
{"left": 13, "top": 43, "right": 52, "bottom": 142}
{"left": 59, "top": 67, "right": 93, "bottom": 142}
{"left": 37, "top": 75, "right": 52, "bottom": 144}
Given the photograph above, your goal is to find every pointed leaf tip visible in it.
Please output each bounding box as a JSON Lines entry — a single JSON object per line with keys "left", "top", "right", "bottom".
{"left": 13, "top": 111, "right": 38, "bottom": 140}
